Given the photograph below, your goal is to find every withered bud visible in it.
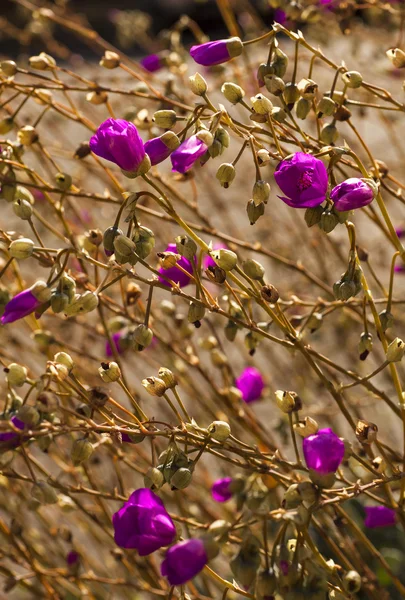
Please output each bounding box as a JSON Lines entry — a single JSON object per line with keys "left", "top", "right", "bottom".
{"left": 386, "top": 337, "right": 405, "bottom": 362}
{"left": 260, "top": 284, "right": 279, "bottom": 303}
{"left": 257, "top": 149, "right": 271, "bottom": 165}
{"left": 334, "top": 104, "right": 352, "bottom": 122}
{"left": 206, "top": 265, "right": 226, "bottom": 284}
{"left": 86, "top": 90, "right": 108, "bottom": 105}
{"left": 175, "top": 234, "right": 197, "bottom": 260}
{"left": 126, "top": 282, "right": 142, "bottom": 305}
{"left": 356, "top": 419, "right": 378, "bottom": 444}
{"left": 158, "top": 367, "right": 177, "bottom": 389}
{"left": 358, "top": 332, "right": 373, "bottom": 361}
{"left": 17, "top": 125, "right": 38, "bottom": 146}
{"left": 88, "top": 386, "right": 109, "bottom": 408}
{"left": 74, "top": 142, "right": 91, "bottom": 159}
{"left": 275, "top": 390, "right": 297, "bottom": 413}
{"left": 1, "top": 60, "right": 17, "bottom": 77}
{"left": 386, "top": 48, "right": 405, "bottom": 69}
{"left": 294, "top": 416, "right": 318, "bottom": 437}
{"left": 251, "top": 93, "right": 273, "bottom": 114}
{"left": 142, "top": 377, "right": 167, "bottom": 397}
{"left": 100, "top": 51, "right": 120, "bottom": 69}
{"left": 98, "top": 361, "right": 121, "bottom": 383}
{"left": 297, "top": 78, "right": 318, "bottom": 99}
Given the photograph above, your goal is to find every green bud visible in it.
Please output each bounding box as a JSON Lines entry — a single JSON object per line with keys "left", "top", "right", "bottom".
{"left": 142, "top": 376, "right": 167, "bottom": 397}
{"left": 103, "top": 226, "right": 123, "bottom": 254}
{"left": 171, "top": 467, "right": 193, "bottom": 490}
{"left": 342, "top": 70, "right": 363, "bottom": 88}
{"left": 379, "top": 309, "right": 394, "bottom": 332}
{"left": 189, "top": 72, "right": 208, "bottom": 96}
{"left": 55, "top": 172, "right": 72, "bottom": 191}
{"left": 319, "top": 210, "right": 339, "bottom": 233}
{"left": 13, "top": 199, "right": 33, "bottom": 220}
{"left": 320, "top": 123, "right": 339, "bottom": 144}
{"left": 6, "top": 363, "right": 27, "bottom": 387}
{"left": 283, "top": 83, "right": 300, "bottom": 109}
{"left": 247, "top": 199, "right": 265, "bottom": 224}
{"left": 216, "top": 163, "right": 236, "bottom": 188}
{"left": 305, "top": 205, "right": 324, "bottom": 227}
{"left": 54, "top": 352, "right": 74, "bottom": 371}
{"left": 114, "top": 234, "right": 136, "bottom": 258}
{"left": 221, "top": 82, "right": 245, "bottom": 104}
{"left": 251, "top": 93, "right": 273, "bottom": 115}
{"left": 71, "top": 438, "right": 93, "bottom": 465}
{"left": 133, "top": 225, "right": 155, "bottom": 259}
{"left": 386, "top": 337, "right": 405, "bottom": 362}
{"left": 296, "top": 97, "right": 311, "bottom": 120}
{"left": 316, "top": 96, "right": 336, "bottom": 118}
{"left": 64, "top": 291, "right": 98, "bottom": 317}
{"left": 271, "top": 106, "right": 287, "bottom": 123}
{"left": 31, "top": 481, "right": 58, "bottom": 504}
{"left": 252, "top": 180, "right": 270, "bottom": 204}
{"left": 255, "top": 569, "right": 277, "bottom": 599}
{"left": 264, "top": 74, "right": 285, "bottom": 96}
{"left": 242, "top": 258, "right": 265, "bottom": 280}
{"left": 271, "top": 47, "right": 288, "bottom": 77}
{"left": 17, "top": 404, "right": 40, "bottom": 426}
{"left": 188, "top": 301, "right": 205, "bottom": 326}
{"left": 144, "top": 467, "right": 165, "bottom": 490}
{"left": 212, "top": 248, "right": 237, "bottom": 271}
{"left": 208, "top": 420, "right": 231, "bottom": 442}
{"left": 224, "top": 319, "right": 238, "bottom": 341}
{"left": 153, "top": 110, "right": 177, "bottom": 129}
{"left": 175, "top": 234, "right": 197, "bottom": 260}
{"left": 359, "top": 332, "right": 373, "bottom": 360}
{"left": 133, "top": 324, "right": 153, "bottom": 350}
{"left": 51, "top": 291, "right": 69, "bottom": 313}
{"left": 8, "top": 238, "right": 35, "bottom": 259}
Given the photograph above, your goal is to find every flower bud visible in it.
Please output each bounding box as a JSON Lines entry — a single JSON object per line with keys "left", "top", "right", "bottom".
{"left": 211, "top": 348, "right": 228, "bottom": 367}
{"left": 86, "top": 90, "right": 108, "bottom": 104}
{"left": 216, "top": 163, "right": 236, "bottom": 188}
{"left": 379, "top": 309, "right": 394, "bottom": 332}
{"left": 196, "top": 129, "right": 213, "bottom": 147}
{"left": 212, "top": 248, "right": 237, "bottom": 271}
{"left": 133, "top": 226, "right": 155, "bottom": 259}
{"left": 319, "top": 210, "right": 339, "bottom": 233}
{"left": 242, "top": 258, "right": 265, "bottom": 280}
{"left": 372, "top": 455, "right": 386, "bottom": 473}
{"left": 359, "top": 332, "right": 373, "bottom": 360}
{"left": 144, "top": 466, "right": 165, "bottom": 490}
{"left": 251, "top": 93, "right": 273, "bottom": 115}
{"left": 1, "top": 60, "right": 17, "bottom": 77}
{"left": 264, "top": 74, "right": 285, "bottom": 96}
{"left": 275, "top": 390, "right": 296, "bottom": 413}
{"left": 0, "top": 117, "right": 14, "bottom": 134}
{"left": 17, "top": 404, "right": 40, "bottom": 426}
{"left": 305, "top": 205, "right": 324, "bottom": 227}
{"left": 51, "top": 292, "right": 69, "bottom": 314}
{"left": 341, "top": 70, "right": 363, "bottom": 88}
{"left": 31, "top": 280, "right": 51, "bottom": 303}
{"left": 316, "top": 96, "right": 336, "bottom": 118}
{"left": 153, "top": 110, "right": 177, "bottom": 129}
{"left": 386, "top": 48, "right": 405, "bottom": 68}
{"left": 260, "top": 284, "right": 279, "bottom": 303}
{"left": 283, "top": 83, "right": 300, "bottom": 109}
{"left": 31, "top": 481, "right": 58, "bottom": 504}
{"left": 230, "top": 534, "right": 261, "bottom": 589}
{"left": 224, "top": 319, "right": 238, "bottom": 341}
{"left": 208, "top": 519, "right": 231, "bottom": 543}
{"left": 17, "top": 125, "right": 38, "bottom": 146}
{"left": 257, "top": 149, "right": 271, "bottom": 165}
{"left": 294, "top": 416, "right": 318, "bottom": 437}
{"left": 98, "top": 361, "right": 120, "bottom": 383}
{"left": 271, "top": 47, "right": 288, "bottom": 77}
{"left": 54, "top": 352, "right": 74, "bottom": 371}
{"left": 253, "top": 180, "right": 270, "bottom": 204}
{"left": 247, "top": 199, "right": 265, "bottom": 224}
{"left": 5, "top": 363, "right": 27, "bottom": 387}
{"left": 297, "top": 78, "right": 318, "bottom": 99}
{"left": 55, "top": 172, "right": 72, "bottom": 191}
{"left": 320, "top": 123, "right": 339, "bottom": 144}
{"left": 133, "top": 324, "right": 153, "bottom": 351}
{"left": 221, "top": 82, "right": 245, "bottom": 104}
{"left": 343, "top": 570, "right": 362, "bottom": 593}
{"left": 8, "top": 238, "right": 35, "bottom": 259}
{"left": 255, "top": 568, "right": 277, "bottom": 599}
{"left": 100, "top": 51, "right": 120, "bottom": 69}
{"left": 189, "top": 72, "right": 208, "bottom": 96}
{"left": 142, "top": 377, "right": 167, "bottom": 397}
{"left": 296, "top": 97, "right": 311, "bottom": 120}
{"left": 386, "top": 337, "right": 405, "bottom": 362}
{"left": 13, "top": 199, "right": 33, "bottom": 220}
{"left": 171, "top": 467, "right": 193, "bottom": 490}
{"left": 29, "top": 52, "right": 56, "bottom": 70}
{"left": 188, "top": 301, "right": 205, "bottom": 327}
{"left": 208, "top": 421, "right": 231, "bottom": 442}
{"left": 175, "top": 235, "right": 197, "bottom": 260}
{"left": 64, "top": 291, "right": 99, "bottom": 317}
{"left": 113, "top": 235, "right": 136, "bottom": 259}
{"left": 71, "top": 438, "right": 93, "bottom": 465}
{"left": 103, "top": 226, "right": 123, "bottom": 255}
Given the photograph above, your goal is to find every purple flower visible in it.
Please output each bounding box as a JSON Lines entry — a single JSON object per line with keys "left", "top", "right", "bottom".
{"left": 274, "top": 152, "right": 328, "bottom": 208}
{"left": 330, "top": 178, "right": 374, "bottom": 211}
{"left": 171, "top": 135, "right": 208, "bottom": 174}
{"left": 161, "top": 539, "right": 208, "bottom": 585}
{"left": 203, "top": 242, "right": 227, "bottom": 271}
{"left": 274, "top": 9, "right": 287, "bottom": 24}
{"left": 0, "top": 416, "right": 25, "bottom": 448}
{"left": 140, "top": 54, "right": 162, "bottom": 73}
{"left": 89, "top": 119, "right": 147, "bottom": 174}
{"left": 364, "top": 506, "right": 397, "bottom": 529}
{"left": 145, "top": 132, "right": 179, "bottom": 166}
{"left": 1, "top": 289, "right": 42, "bottom": 325}
{"left": 106, "top": 331, "right": 125, "bottom": 357}
{"left": 395, "top": 264, "right": 405, "bottom": 273}
{"left": 212, "top": 477, "right": 233, "bottom": 502}
{"left": 235, "top": 367, "right": 264, "bottom": 403}
{"left": 303, "top": 427, "right": 345, "bottom": 474}
{"left": 396, "top": 227, "right": 405, "bottom": 238}
{"left": 112, "top": 488, "right": 176, "bottom": 555}
{"left": 66, "top": 550, "right": 80, "bottom": 566}
{"left": 190, "top": 37, "right": 243, "bottom": 67}
{"left": 158, "top": 243, "right": 194, "bottom": 288}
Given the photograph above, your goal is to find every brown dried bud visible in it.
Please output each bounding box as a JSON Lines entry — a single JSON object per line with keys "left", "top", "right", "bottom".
{"left": 100, "top": 51, "right": 120, "bottom": 69}
{"left": 126, "top": 282, "right": 142, "bottom": 305}
{"left": 74, "top": 142, "right": 91, "bottom": 159}
{"left": 334, "top": 104, "right": 352, "bottom": 121}
{"left": 88, "top": 386, "right": 109, "bottom": 408}
{"left": 260, "top": 284, "right": 279, "bottom": 303}
{"left": 356, "top": 419, "right": 378, "bottom": 444}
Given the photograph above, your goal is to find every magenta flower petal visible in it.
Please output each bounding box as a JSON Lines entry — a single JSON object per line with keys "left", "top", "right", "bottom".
{"left": 303, "top": 428, "right": 344, "bottom": 474}
{"left": 106, "top": 332, "right": 124, "bottom": 357}
{"left": 203, "top": 242, "right": 227, "bottom": 270}
{"left": 330, "top": 178, "right": 374, "bottom": 211}
{"left": 235, "top": 367, "right": 264, "bottom": 403}
{"left": 364, "top": 506, "right": 397, "bottom": 529}
{"left": 0, "top": 416, "right": 25, "bottom": 448}
{"left": 1, "top": 289, "right": 41, "bottom": 325}
{"left": 274, "top": 152, "right": 328, "bottom": 208}
{"left": 144, "top": 134, "right": 178, "bottom": 166}
{"left": 190, "top": 37, "right": 242, "bottom": 66}
{"left": 158, "top": 243, "right": 194, "bottom": 288}
{"left": 112, "top": 488, "right": 176, "bottom": 555}
{"left": 161, "top": 539, "right": 208, "bottom": 585}
{"left": 171, "top": 135, "right": 207, "bottom": 173}
{"left": 89, "top": 118, "right": 146, "bottom": 172}
{"left": 212, "top": 477, "right": 233, "bottom": 502}
{"left": 140, "top": 54, "right": 162, "bottom": 73}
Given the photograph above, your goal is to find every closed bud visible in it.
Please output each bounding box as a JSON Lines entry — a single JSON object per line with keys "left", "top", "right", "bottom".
{"left": 379, "top": 309, "right": 394, "bottom": 332}
{"left": 253, "top": 180, "right": 270, "bottom": 204}
{"left": 103, "top": 226, "right": 123, "bottom": 255}
{"left": 317, "top": 96, "right": 336, "bottom": 118}
{"left": 386, "top": 337, "right": 405, "bottom": 362}
{"left": 260, "top": 284, "right": 279, "bottom": 303}
{"left": 144, "top": 467, "right": 165, "bottom": 490}
{"left": 54, "top": 352, "right": 74, "bottom": 371}
{"left": 210, "top": 348, "right": 228, "bottom": 367}
{"left": 243, "top": 258, "right": 265, "bottom": 280}
{"left": 257, "top": 149, "right": 271, "bottom": 165}
{"left": 31, "top": 280, "right": 51, "bottom": 302}
{"left": 356, "top": 419, "right": 378, "bottom": 444}
{"left": 212, "top": 248, "right": 237, "bottom": 271}
{"left": 251, "top": 93, "right": 273, "bottom": 115}
{"left": 8, "top": 238, "right": 35, "bottom": 259}
{"left": 221, "top": 82, "right": 245, "bottom": 104}
{"left": 208, "top": 420, "right": 231, "bottom": 442}
{"left": 71, "top": 438, "right": 93, "bottom": 465}
{"left": 175, "top": 235, "right": 197, "bottom": 260}
{"left": 13, "top": 199, "right": 33, "bottom": 220}
{"left": 1, "top": 60, "right": 17, "bottom": 77}
{"left": 271, "top": 47, "right": 288, "bottom": 77}
{"left": 29, "top": 52, "right": 56, "bottom": 70}
{"left": 264, "top": 74, "right": 285, "bottom": 96}
{"left": 6, "top": 363, "right": 27, "bottom": 387}
{"left": 305, "top": 205, "right": 324, "bottom": 227}
{"left": 216, "top": 163, "right": 236, "bottom": 188}
{"left": 294, "top": 416, "right": 318, "bottom": 437}
{"left": 160, "top": 300, "right": 176, "bottom": 315}
{"left": 17, "top": 125, "right": 38, "bottom": 146}
{"left": 64, "top": 291, "right": 98, "bottom": 317}
{"left": 208, "top": 519, "right": 231, "bottom": 543}
{"left": 171, "top": 467, "right": 193, "bottom": 490}
{"left": 319, "top": 210, "right": 339, "bottom": 233}
{"left": 297, "top": 78, "right": 318, "bottom": 99}
{"left": 51, "top": 292, "right": 69, "bottom": 313}
{"left": 31, "top": 481, "right": 58, "bottom": 504}
{"left": 133, "top": 324, "right": 153, "bottom": 350}
{"left": 189, "top": 72, "right": 208, "bottom": 95}
{"left": 359, "top": 332, "right": 373, "bottom": 360}
{"left": 255, "top": 569, "right": 277, "bottom": 599}
{"left": 188, "top": 301, "right": 205, "bottom": 327}
{"left": 307, "top": 312, "right": 323, "bottom": 332}
{"left": 320, "top": 123, "right": 339, "bottom": 144}
{"left": 296, "top": 97, "right": 311, "bottom": 120}
{"left": 257, "top": 62, "right": 274, "bottom": 87}
{"left": 275, "top": 390, "right": 296, "bottom": 413}
{"left": 55, "top": 172, "right": 72, "bottom": 191}
{"left": 114, "top": 234, "right": 136, "bottom": 258}
{"left": 343, "top": 570, "right": 362, "bottom": 593}
{"left": 158, "top": 367, "right": 177, "bottom": 389}
{"left": 74, "top": 141, "right": 91, "bottom": 159}
{"left": 17, "top": 404, "right": 40, "bottom": 426}
{"left": 153, "top": 110, "right": 177, "bottom": 129}
{"left": 271, "top": 106, "right": 287, "bottom": 123}
{"left": 34, "top": 89, "right": 53, "bottom": 105}
{"left": 297, "top": 481, "right": 319, "bottom": 505}
{"left": 133, "top": 225, "right": 155, "bottom": 259}
{"left": 386, "top": 48, "right": 405, "bottom": 69}
{"left": 283, "top": 83, "right": 300, "bottom": 109}
{"left": 142, "top": 376, "right": 167, "bottom": 397}
{"left": 334, "top": 104, "right": 352, "bottom": 122}
{"left": 224, "top": 319, "right": 238, "bottom": 341}
{"left": 87, "top": 90, "right": 108, "bottom": 104}
{"left": 247, "top": 199, "right": 265, "bottom": 224}
{"left": 100, "top": 51, "right": 120, "bottom": 69}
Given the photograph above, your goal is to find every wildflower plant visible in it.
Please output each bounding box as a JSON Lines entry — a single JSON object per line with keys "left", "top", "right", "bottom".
{"left": 1, "top": 1, "right": 405, "bottom": 599}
